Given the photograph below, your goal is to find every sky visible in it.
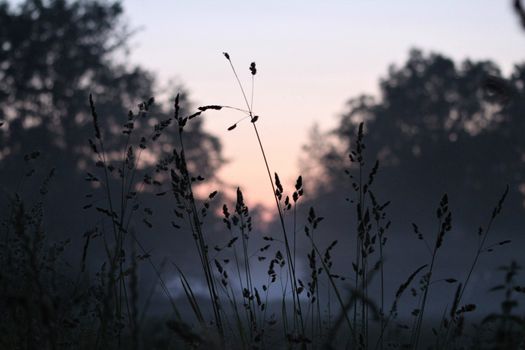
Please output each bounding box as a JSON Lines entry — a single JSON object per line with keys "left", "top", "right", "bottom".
{"left": 4, "top": 0, "right": 525, "bottom": 318}
{"left": 122, "top": 0, "right": 525, "bottom": 209}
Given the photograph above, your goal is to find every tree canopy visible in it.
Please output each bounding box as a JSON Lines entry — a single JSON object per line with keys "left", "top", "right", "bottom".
{"left": 0, "top": 0, "right": 225, "bottom": 265}
{"left": 0, "top": 0, "right": 223, "bottom": 190}
{"left": 306, "top": 49, "right": 525, "bottom": 228}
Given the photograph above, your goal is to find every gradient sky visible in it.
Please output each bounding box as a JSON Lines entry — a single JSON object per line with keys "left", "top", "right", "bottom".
{"left": 122, "top": 0, "right": 525, "bottom": 209}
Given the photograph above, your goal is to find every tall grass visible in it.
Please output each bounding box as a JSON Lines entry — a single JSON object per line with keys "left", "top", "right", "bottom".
{"left": 0, "top": 55, "right": 523, "bottom": 349}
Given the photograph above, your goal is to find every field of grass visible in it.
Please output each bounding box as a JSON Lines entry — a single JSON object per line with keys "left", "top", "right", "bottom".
{"left": 1, "top": 54, "right": 524, "bottom": 350}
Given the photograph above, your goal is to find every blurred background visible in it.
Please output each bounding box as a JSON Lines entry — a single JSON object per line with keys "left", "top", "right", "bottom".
{"left": 1, "top": 0, "right": 525, "bottom": 322}
{"left": 123, "top": 0, "right": 525, "bottom": 209}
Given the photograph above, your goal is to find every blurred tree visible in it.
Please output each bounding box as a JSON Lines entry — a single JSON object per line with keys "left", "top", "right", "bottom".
{"left": 0, "top": 0, "right": 225, "bottom": 264}
{"left": 0, "top": 0, "right": 222, "bottom": 181}
{"left": 305, "top": 49, "right": 525, "bottom": 228}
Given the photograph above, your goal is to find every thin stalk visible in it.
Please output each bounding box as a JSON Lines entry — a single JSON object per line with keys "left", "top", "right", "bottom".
{"left": 442, "top": 186, "right": 508, "bottom": 347}
{"left": 252, "top": 123, "right": 305, "bottom": 333}
{"left": 458, "top": 208, "right": 502, "bottom": 304}
{"left": 225, "top": 54, "right": 305, "bottom": 337}
{"left": 229, "top": 228, "right": 251, "bottom": 336}
{"left": 177, "top": 132, "right": 224, "bottom": 338}
{"left": 378, "top": 233, "right": 385, "bottom": 350}
{"left": 305, "top": 224, "right": 357, "bottom": 344}
{"left": 239, "top": 214, "right": 257, "bottom": 336}
{"left": 411, "top": 222, "right": 441, "bottom": 349}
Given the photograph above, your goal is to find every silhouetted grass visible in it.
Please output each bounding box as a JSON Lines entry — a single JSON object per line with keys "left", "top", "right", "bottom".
{"left": 0, "top": 55, "right": 523, "bottom": 350}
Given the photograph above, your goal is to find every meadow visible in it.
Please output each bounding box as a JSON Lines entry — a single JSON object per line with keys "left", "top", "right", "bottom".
{"left": 0, "top": 54, "right": 524, "bottom": 350}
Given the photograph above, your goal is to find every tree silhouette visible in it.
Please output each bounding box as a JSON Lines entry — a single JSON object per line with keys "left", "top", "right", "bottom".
{"left": 0, "top": 0, "right": 224, "bottom": 263}
{"left": 305, "top": 49, "right": 525, "bottom": 229}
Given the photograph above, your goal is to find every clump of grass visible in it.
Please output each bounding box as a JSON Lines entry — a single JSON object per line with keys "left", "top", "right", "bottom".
{"left": 222, "top": 52, "right": 308, "bottom": 345}
{"left": 0, "top": 55, "right": 524, "bottom": 350}
{"left": 0, "top": 151, "right": 98, "bottom": 349}
{"left": 406, "top": 193, "right": 452, "bottom": 349}
{"left": 476, "top": 260, "right": 525, "bottom": 349}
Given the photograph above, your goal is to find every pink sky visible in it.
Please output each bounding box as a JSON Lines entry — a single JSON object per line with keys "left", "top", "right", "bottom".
{"left": 123, "top": 0, "right": 525, "bottom": 209}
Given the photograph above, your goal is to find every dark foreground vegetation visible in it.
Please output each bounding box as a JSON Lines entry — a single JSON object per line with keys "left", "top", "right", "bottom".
{"left": 1, "top": 61, "right": 524, "bottom": 349}
{"left": 1, "top": 1, "right": 525, "bottom": 349}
